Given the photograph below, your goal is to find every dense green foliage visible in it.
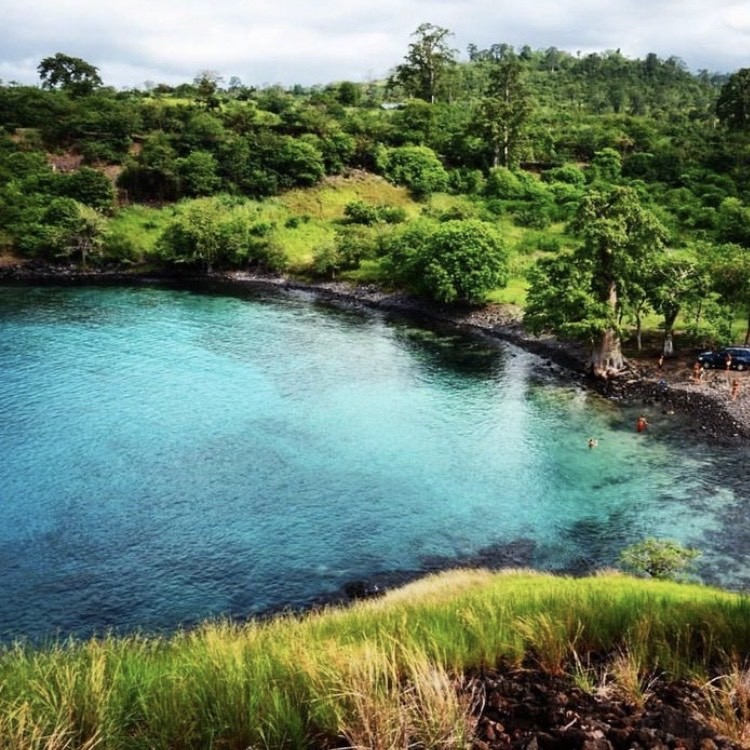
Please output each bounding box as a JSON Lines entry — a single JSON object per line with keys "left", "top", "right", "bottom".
{"left": 382, "top": 218, "right": 508, "bottom": 303}
{"left": 2, "top": 32, "right": 750, "bottom": 349}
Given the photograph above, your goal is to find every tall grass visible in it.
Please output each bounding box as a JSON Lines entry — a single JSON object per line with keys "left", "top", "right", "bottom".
{"left": 2, "top": 570, "right": 750, "bottom": 749}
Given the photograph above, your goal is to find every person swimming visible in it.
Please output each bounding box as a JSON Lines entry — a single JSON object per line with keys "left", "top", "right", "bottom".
{"left": 587, "top": 437, "right": 598, "bottom": 448}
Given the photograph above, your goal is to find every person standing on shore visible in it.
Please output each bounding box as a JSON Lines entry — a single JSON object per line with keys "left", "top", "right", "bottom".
{"left": 731, "top": 378, "right": 741, "bottom": 401}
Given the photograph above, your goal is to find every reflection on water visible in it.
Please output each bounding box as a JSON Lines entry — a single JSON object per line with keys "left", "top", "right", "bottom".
{"left": 0, "top": 284, "right": 748, "bottom": 642}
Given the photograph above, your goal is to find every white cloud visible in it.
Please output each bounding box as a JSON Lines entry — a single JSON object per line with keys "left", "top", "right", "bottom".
{"left": 0, "top": 0, "right": 746, "bottom": 89}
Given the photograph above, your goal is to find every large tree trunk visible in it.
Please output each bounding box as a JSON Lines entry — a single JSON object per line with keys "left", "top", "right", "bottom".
{"left": 634, "top": 306, "right": 643, "bottom": 351}
{"left": 589, "top": 328, "right": 625, "bottom": 378}
{"left": 662, "top": 308, "right": 679, "bottom": 356}
{"left": 589, "top": 278, "right": 624, "bottom": 377}
{"left": 492, "top": 144, "right": 500, "bottom": 169}
{"left": 662, "top": 332, "right": 674, "bottom": 357}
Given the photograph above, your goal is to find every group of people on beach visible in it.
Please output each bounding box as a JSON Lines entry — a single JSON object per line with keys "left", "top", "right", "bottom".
{"left": 691, "top": 357, "right": 742, "bottom": 400}
{"left": 587, "top": 349, "right": 745, "bottom": 449}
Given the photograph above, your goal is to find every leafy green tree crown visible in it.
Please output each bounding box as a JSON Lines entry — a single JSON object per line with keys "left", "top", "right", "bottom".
{"left": 37, "top": 53, "right": 102, "bottom": 96}
{"left": 716, "top": 68, "right": 750, "bottom": 131}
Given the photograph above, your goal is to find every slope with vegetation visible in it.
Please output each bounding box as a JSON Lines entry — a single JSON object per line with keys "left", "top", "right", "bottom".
{"left": 2, "top": 34, "right": 750, "bottom": 376}
{"left": 1, "top": 569, "right": 750, "bottom": 748}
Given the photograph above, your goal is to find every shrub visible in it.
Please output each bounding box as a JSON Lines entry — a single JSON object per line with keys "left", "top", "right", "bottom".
{"left": 484, "top": 167, "right": 524, "bottom": 199}
{"left": 377, "top": 205, "right": 407, "bottom": 224}
{"left": 618, "top": 538, "right": 701, "bottom": 581}
{"left": 60, "top": 167, "right": 115, "bottom": 212}
{"left": 542, "top": 164, "right": 586, "bottom": 186}
{"left": 102, "top": 231, "right": 140, "bottom": 263}
{"left": 448, "top": 168, "right": 486, "bottom": 195}
{"left": 344, "top": 200, "right": 380, "bottom": 225}
{"left": 417, "top": 219, "right": 509, "bottom": 304}
{"left": 344, "top": 201, "right": 407, "bottom": 226}
{"left": 378, "top": 145, "right": 448, "bottom": 198}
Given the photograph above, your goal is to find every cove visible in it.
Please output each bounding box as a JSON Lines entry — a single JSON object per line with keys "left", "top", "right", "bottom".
{"left": 0, "top": 283, "right": 748, "bottom": 643}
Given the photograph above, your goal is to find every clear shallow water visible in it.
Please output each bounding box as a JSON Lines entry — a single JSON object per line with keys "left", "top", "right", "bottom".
{"left": 0, "top": 284, "right": 748, "bottom": 642}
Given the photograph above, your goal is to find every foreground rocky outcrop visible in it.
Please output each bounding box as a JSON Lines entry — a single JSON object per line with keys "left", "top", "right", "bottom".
{"left": 467, "top": 665, "right": 741, "bottom": 750}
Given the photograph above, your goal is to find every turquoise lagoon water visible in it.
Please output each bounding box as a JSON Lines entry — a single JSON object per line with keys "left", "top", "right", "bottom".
{"left": 0, "top": 284, "right": 748, "bottom": 642}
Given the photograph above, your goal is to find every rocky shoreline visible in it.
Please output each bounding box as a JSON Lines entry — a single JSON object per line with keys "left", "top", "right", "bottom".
{"left": 3, "top": 261, "right": 749, "bottom": 444}
{"left": 463, "top": 664, "right": 742, "bottom": 750}
{"left": 221, "top": 271, "right": 750, "bottom": 444}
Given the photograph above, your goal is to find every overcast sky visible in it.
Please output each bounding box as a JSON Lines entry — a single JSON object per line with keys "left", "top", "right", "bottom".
{"left": 1, "top": 0, "right": 748, "bottom": 90}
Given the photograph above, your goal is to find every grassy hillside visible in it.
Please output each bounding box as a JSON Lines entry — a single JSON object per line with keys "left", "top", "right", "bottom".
{"left": 2, "top": 569, "right": 749, "bottom": 749}
{"left": 107, "top": 172, "right": 573, "bottom": 306}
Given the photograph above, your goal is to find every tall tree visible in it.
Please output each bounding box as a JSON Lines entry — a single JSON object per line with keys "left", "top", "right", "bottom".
{"left": 389, "top": 23, "right": 457, "bottom": 104}
{"left": 706, "top": 243, "right": 750, "bottom": 344}
{"left": 716, "top": 68, "right": 750, "bottom": 131}
{"left": 477, "top": 55, "right": 532, "bottom": 167}
{"left": 37, "top": 53, "right": 102, "bottom": 97}
{"left": 193, "top": 70, "right": 223, "bottom": 110}
{"left": 525, "top": 187, "right": 668, "bottom": 377}
{"left": 644, "top": 254, "right": 705, "bottom": 356}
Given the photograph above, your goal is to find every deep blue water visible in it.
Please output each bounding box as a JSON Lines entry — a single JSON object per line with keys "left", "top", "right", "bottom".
{"left": 1, "top": 284, "right": 749, "bottom": 642}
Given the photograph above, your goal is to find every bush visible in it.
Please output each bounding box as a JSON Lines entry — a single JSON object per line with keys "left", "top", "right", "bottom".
{"left": 102, "top": 231, "right": 141, "bottom": 263}
{"left": 447, "top": 168, "right": 486, "bottom": 195}
{"left": 542, "top": 164, "right": 586, "bottom": 186}
{"left": 513, "top": 200, "right": 553, "bottom": 229}
{"left": 344, "top": 201, "right": 407, "bottom": 226}
{"left": 378, "top": 145, "right": 448, "bottom": 198}
{"left": 272, "top": 138, "right": 325, "bottom": 189}
{"left": 176, "top": 151, "right": 221, "bottom": 197}
{"left": 618, "top": 538, "right": 701, "bottom": 581}
{"left": 377, "top": 205, "right": 407, "bottom": 224}
{"left": 312, "top": 242, "right": 340, "bottom": 279}
{"left": 60, "top": 167, "right": 115, "bottom": 212}
{"left": 484, "top": 167, "right": 524, "bottom": 199}
{"left": 344, "top": 200, "right": 380, "bottom": 225}
{"left": 383, "top": 219, "right": 509, "bottom": 304}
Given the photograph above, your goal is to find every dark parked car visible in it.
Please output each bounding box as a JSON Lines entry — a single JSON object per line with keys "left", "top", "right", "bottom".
{"left": 697, "top": 346, "right": 750, "bottom": 371}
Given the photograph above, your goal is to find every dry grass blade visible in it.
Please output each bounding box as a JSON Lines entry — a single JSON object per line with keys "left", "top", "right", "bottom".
{"left": 609, "top": 649, "right": 658, "bottom": 709}
{"left": 701, "top": 664, "right": 750, "bottom": 748}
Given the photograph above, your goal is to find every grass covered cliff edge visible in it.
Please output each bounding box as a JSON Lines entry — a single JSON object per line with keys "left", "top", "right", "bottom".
{"left": 3, "top": 569, "right": 750, "bottom": 749}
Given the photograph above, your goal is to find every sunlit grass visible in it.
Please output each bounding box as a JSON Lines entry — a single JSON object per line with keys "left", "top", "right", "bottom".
{"left": 1, "top": 570, "right": 748, "bottom": 748}
{"left": 108, "top": 204, "right": 177, "bottom": 255}
{"left": 486, "top": 276, "right": 529, "bottom": 305}
{"left": 280, "top": 174, "right": 416, "bottom": 220}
